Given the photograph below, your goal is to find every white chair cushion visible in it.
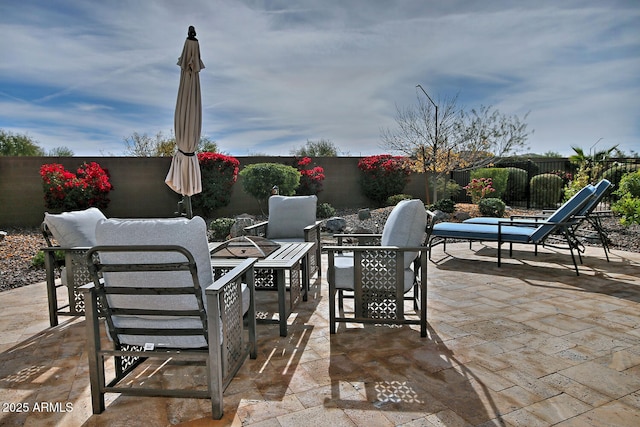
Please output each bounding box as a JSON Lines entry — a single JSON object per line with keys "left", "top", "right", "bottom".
{"left": 95, "top": 216, "right": 213, "bottom": 313}
{"left": 44, "top": 207, "right": 105, "bottom": 247}
{"left": 380, "top": 199, "right": 427, "bottom": 268}
{"left": 267, "top": 195, "right": 317, "bottom": 239}
{"left": 333, "top": 254, "right": 415, "bottom": 293}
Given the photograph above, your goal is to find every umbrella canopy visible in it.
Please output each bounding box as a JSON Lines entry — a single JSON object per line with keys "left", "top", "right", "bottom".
{"left": 165, "top": 26, "right": 205, "bottom": 199}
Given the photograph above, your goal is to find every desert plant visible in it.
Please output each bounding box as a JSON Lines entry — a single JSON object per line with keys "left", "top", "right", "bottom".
{"left": 428, "top": 198, "right": 456, "bottom": 214}
{"left": 503, "top": 167, "right": 528, "bottom": 203}
{"left": 31, "top": 249, "right": 64, "bottom": 268}
{"left": 478, "top": 198, "right": 506, "bottom": 217}
{"left": 602, "top": 163, "right": 640, "bottom": 201}
{"left": 530, "top": 173, "right": 564, "bottom": 208}
{"left": 463, "top": 177, "right": 496, "bottom": 204}
{"left": 563, "top": 167, "right": 590, "bottom": 202}
{"left": 358, "top": 154, "right": 412, "bottom": 205}
{"left": 40, "top": 161, "right": 112, "bottom": 211}
{"left": 209, "top": 217, "right": 236, "bottom": 240}
{"left": 470, "top": 168, "right": 508, "bottom": 199}
{"left": 386, "top": 194, "right": 413, "bottom": 206}
{"left": 191, "top": 152, "right": 239, "bottom": 217}
{"left": 316, "top": 202, "right": 336, "bottom": 219}
{"left": 240, "top": 163, "right": 300, "bottom": 209}
{"left": 293, "top": 156, "right": 325, "bottom": 196}
{"left": 612, "top": 170, "right": 640, "bottom": 225}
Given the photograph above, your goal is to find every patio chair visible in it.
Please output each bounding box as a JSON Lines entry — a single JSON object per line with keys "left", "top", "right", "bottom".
{"left": 427, "top": 184, "right": 597, "bottom": 275}
{"left": 244, "top": 194, "right": 322, "bottom": 285}
{"left": 463, "top": 179, "right": 613, "bottom": 260}
{"left": 325, "top": 199, "right": 428, "bottom": 337}
{"left": 41, "top": 207, "right": 106, "bottom": 326}
{"left": 81, "top": 216, "right": 257, "bottom": 420}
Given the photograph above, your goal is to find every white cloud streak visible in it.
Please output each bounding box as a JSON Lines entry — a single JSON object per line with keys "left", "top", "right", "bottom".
{"left": 0, "top": 0, "right": 638, "bottom": 156}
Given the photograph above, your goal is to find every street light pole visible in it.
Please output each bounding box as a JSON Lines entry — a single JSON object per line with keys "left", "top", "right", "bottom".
{"left": 416, "top": 84, "right": 438, "bottom": 204}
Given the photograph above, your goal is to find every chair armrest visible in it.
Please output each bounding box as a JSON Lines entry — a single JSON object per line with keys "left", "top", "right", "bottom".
{"left": 509, "top": 214, "right": 549, "bottom": 221}
{"left": 41, "top": 245, "right": 91, "bottom": 252}
{"left": 206, "top": 258, "right": 257, "bottom": 293}
{"left": 244, "top": 221, "right": 268, "bottom": 236}
{"left": 303, "top": 221, "right": 322, "bottom": 232}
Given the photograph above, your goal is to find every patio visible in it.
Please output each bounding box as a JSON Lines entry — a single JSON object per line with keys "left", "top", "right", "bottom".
{"left": 1, "top": 243, "right": 639, "bottom": 426}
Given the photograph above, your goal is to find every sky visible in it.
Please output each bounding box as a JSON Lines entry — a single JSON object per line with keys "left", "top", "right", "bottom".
{"left": 0, "top": 0, "right": 639, "bottom": 157}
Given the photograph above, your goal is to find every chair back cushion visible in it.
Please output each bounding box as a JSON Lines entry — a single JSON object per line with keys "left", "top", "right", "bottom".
{"left": 95, "top": 216, "right": 213, "bottom": 313}
{"left": 44, "top": 207, "right": 106, "bottom": 247}
{"left": 530, "top": 185, "right": 595, "bottom": 242}
{"left": 267, "top": 195, "right": 317, "bottom": 239}
{"left": 381, "top": 199, "right": 427, "bottom": 268}
{"left": 578, "top": 179, "right": 611, "bottom": 216}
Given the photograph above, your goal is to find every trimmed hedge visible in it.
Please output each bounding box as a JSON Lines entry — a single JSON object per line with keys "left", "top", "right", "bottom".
{"left": 530, "top": 174, "right": 564, "bottom": 208}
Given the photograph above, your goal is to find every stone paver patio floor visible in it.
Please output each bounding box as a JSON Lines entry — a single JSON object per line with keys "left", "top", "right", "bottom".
{"left": 1, "top": 243, "right": 639, "bottom": 426}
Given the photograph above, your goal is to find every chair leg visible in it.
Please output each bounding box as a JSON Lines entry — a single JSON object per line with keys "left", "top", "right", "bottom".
{"left": 564, "top": 228, "right": 580, "bottom": 276}
{"left": 592, "top": 216, "right": 610, "bottom": 262}
{"left": 84, "top": 287, "right": 105, "bottom": 414}
{"left": 328, "top": 254, "right": 337, "bottom": 334}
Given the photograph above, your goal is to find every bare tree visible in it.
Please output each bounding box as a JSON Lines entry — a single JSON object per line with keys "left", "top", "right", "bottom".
{"left": 381, "top": 94, "right": 532, "bottom": 203}
{"left": 291, "top": 139, "right": 341, "bottom": 157}
{"left": 123, "top": 131, "right": 217, "bottom": 156}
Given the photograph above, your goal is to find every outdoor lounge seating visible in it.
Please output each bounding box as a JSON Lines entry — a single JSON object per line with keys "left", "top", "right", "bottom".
{"left": 244, "top": 194, "right": 322, "bottom": 281}
{"left": 427, "top": 184, "right": 597, "bottom": 275}
{"left": 463, "top": 179, "right": 613, "bottom": 261}
{"left": 41, "top": 207, "right": 106, "bottom": 326}
{"left": 326, "top": 199, "right": 428, "bottom": 337}
{"left": 81, "top": 216, "right": 257, "bottom": 420}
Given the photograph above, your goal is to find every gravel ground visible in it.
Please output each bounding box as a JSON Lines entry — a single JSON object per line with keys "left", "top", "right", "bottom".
{"left": 1, "top": 205, "right": 638, "bottom": 292}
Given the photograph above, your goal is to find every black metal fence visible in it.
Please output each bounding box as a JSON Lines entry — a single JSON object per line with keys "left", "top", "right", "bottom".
{"left": 449, "top": 158, "right": 640, "bottom": 209}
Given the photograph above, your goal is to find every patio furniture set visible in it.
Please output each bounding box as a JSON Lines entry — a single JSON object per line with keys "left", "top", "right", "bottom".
{"left": 38, "top": 182, "right": 611, "bottom": 419}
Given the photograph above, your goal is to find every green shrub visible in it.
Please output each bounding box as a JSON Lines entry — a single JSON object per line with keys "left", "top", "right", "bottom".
{"left": 31, "top": 249, "right": 65, "bottom": 268}
{"left": 612, "top": 198, "right": 640, "bottom": 225}
{"left": 428, "top": 198, "right": 456, "bottom": 214}
{"left": 239, "top": 163, "right": 300, "bottom": 208}
{"left": 612, "top": 170, "right": 640, "bottom": 225}
{"left": 478, "top": 198, "right": 506, "bottom": 217}
{"left": 563, "top": 167, "right": 590, "bottom": 202}
{"left": 358, "top": 154, "right": 412, "bottom": 205}
{"left": 385, "top": 194, "right": 413, "bottom": 206}
{"left": 316, "top": 202, "right": 336, "bottom": 219}
{"left": 209, "top": 217, "right": 236, "bottom": 240}
{"left": 530, "top": 173, "right": 564, "bottom": 208}
{"left": 192, "top": 152, "right": 239, "bottom": 217}
{"left": 602, "top": 163, "right": 640, "bottom": 201}
{"left": 503, "top": 167, "right": 528, "bottom": 203}
{"left": 470, "top": 168, "right": 508, "bottom": 199}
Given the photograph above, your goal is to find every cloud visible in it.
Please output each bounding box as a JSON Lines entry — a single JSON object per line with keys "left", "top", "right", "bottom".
{"left": 0, "top": 0, "right": 638, "bottom": 156}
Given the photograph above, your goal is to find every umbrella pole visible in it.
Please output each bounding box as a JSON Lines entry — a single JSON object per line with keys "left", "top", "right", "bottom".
{"left": 176, "top": 195, "right": 194, "bottom": 218}
{"left": 185, "top": 195, "right": 193, "bottom": 219}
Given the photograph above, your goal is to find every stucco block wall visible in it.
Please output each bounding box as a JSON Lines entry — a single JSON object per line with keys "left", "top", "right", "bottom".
{"left": 0, "top": 156, "right": 427, "bottom": 227}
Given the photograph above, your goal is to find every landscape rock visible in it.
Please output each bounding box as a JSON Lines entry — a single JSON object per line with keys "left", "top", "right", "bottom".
{"left": 453, "top": 211, "right": 471, "bottom": 221}
{"left": 433, "top": 210, "right": 450, "bottom": 221}
{"left": 358, "top": 208, "right": 371, "bottom": 221}
{"left": 230, "top": 214, "right": 255, "bottom": 237}
{"left": 325, "top": 217, "right": 347, "bottom": 233}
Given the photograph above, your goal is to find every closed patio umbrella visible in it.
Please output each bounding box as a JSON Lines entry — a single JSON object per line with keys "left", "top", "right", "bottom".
{"left": 165, "top": 25, "right": 205, "bottom": 218}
